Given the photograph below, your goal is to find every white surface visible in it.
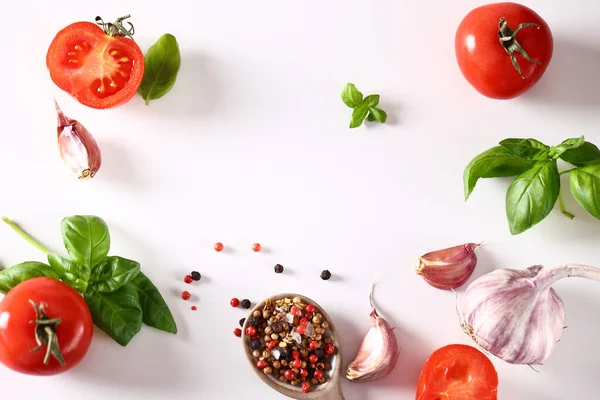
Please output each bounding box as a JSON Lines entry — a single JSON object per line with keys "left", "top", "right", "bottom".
{"left": 1, "top": 0, "right": 600, "bottom": 399}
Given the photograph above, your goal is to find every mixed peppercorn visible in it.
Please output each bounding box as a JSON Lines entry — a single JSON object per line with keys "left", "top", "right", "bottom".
{"left": 244, "top": 296, "right": 336, "bottom": 393}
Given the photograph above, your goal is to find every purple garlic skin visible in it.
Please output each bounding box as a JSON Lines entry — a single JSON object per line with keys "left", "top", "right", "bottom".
{"left": 416, "top": 243, "right": 480, "bottom": 290}
{"left": 55, "top": 101, "right": 102, "bottom": 179}
{"left": 461, "top": 264, "right": 600, "bottom": 365}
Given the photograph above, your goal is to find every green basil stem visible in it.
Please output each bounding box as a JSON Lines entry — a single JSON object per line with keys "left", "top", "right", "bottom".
{"left": 558, "top": 191, "right": 575, "bottom": 219}
{"left": 1, "top": 217, "right": 50, "bottom": 255}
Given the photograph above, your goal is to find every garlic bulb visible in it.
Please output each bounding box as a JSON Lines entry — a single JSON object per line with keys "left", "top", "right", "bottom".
{"left": 460, "top": 264, "right": 600, "bottom": 365}
{"left": 416, "top": 243, "right": 480, "bottom": 290}
{"left": 55, "top": 100, "right": 102, "bottom": 179}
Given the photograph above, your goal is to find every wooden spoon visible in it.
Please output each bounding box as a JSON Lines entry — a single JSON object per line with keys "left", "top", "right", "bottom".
{"left": 242, "top": 293, "right": 345, "bottom": 400}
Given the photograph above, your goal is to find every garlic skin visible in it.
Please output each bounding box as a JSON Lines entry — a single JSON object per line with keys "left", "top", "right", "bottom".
{"left": 460, "top": 264, "right": 600, "bottom": 365}
{"left": 346, "top": 285, "right": 399, "bottom": 382}
{"left": 416, "top": 243, "right": 480, "bottom": 290}
{"left": 55, "top": 101, "right": 102, "bottom": 179}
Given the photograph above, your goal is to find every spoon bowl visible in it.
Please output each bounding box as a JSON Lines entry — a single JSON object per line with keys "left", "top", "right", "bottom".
{"left": 242, "top": 293, "right": 345, "bottom": 400}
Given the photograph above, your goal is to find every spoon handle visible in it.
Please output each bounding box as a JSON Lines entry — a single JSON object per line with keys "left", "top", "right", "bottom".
{"left": 320, "top": 387, "right": 345, "bottom": 400}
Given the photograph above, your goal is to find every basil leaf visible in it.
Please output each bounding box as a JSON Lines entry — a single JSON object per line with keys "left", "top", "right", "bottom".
{"left": 549, "top": 136, "right": 585, "bottom": 159}
{"left": 138, "top": 33, "right": 181, "bottom": 105}
{"left": 363, "top": 94, "right": 380, "bottom": 107}
{"left": 0, "top": 262, "right": 60, "bottom": 294}
{"left": 506, "top": 160, "right": 560, "bottom": 235}
{"left": 341, "top": 83, "right": 363, "bottom": 108}
{"left": 369, "top": 107, "right": 387, "bottom": 123}
{"left": 350, "top": 105, "right": 370, "bottom": 128}
{"left": 61, "top": 215, "right": 110, "bottom": 269}
{"left": 560, "top": 141, "right": 600, "bottom": 167}
{"left": 128, "top": 272, "right": 177, "bottom": 334}
{"left": 84, "top": 285, "right": 143, "bottom": 346}
{"left": 47, "top": 253, "right": 89, "bottom": 292}
{"left": 90, "top": 256, "right": 140, "bottom": 293}
{"left": 570, "top": 164, "right": 600, "bottom": 220}
{"left": 499, "top": 138, "right": 550, "bottom": 160}
{"left": 366, "top": 112, "right": 376, "bottom": 122}
{"left": 463, "top": 146, "right": 533, "bottom": 200}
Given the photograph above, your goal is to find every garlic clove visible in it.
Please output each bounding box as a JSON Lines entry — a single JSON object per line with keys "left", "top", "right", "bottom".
{"left": 55, "top": 100, "right": 102, "bottom": 179}
{"left": 416, "top": 243, "right": 480, "bottom": 290}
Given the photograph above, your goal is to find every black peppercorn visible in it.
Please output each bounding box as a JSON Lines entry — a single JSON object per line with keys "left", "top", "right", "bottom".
{"left": 271, "top": 322, "right": 283, "bottom": 333}
{"left": 250, "top": 340, "right": 262, "bottom": 350}
{"left": 314, "top": 348, "right": 325, "bottom": 358}
{"left": 190, "top": 271, "right": 201, "bottom": 281}
{"left": 320, "top": 269, "right": 332, "bottom": 280}
{"left": 279, "top": 348, "right": 291, "bottom": 360}
{"left": 239, "top": 318, "right": 246, "bottom": 328}
{"left": 248, "top": 316, "right": 261, "bottom": 327}
{"left": 241, "top": 299, "right": 251, "bottom": 309}
{"left": 274, "top": 264, "right": 284, "bottom": 273}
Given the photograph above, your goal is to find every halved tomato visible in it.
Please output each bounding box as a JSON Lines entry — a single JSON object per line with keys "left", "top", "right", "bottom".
{"left": 46, "top": 17, "right": 144, "bottom": 109}
{"left": 415, "top": 344, "right": 498, "bottom": 400}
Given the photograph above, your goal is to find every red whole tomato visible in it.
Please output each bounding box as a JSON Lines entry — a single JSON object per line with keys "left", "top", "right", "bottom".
{"left": 455, "top": 2, "right": 553, "bottom": 99}
{"left": 0, "top": 277, "right": 93, "bottom": 376}
{"left": 46, "top": 15, "right": 144, "bottom": 109}
{"left": 415, "top": 344, "right": 498, "bottom": 400}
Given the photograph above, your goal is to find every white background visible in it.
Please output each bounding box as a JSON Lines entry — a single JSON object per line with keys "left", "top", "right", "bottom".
{"left": 1, "top": 0, "right": 600, "bottom": 399}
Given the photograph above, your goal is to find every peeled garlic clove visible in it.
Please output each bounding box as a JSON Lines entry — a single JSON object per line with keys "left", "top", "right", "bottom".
{"left": 416, "top": 243, "right": 480, "bottom": 290}
{"left": 346, "top": 283, "right": 399, "bottom": 382}
{"left": 460, "top": 264, "right": 600, "bottom": 365}
{"left": 55, "top": 100, "right": 102, "bottom": 179}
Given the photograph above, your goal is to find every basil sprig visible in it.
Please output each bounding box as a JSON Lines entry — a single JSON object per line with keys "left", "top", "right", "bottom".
{"left": 0, "top": 215, "right": 177, "bottom": 346}
{"left": 341, "top": 83, "right": 387, "bottom": 128}
{"left": 138, "top": 33, "right": 181, "bottom": 105}
{"left": 464, "top": 136, "right": 600, "bottom": 235}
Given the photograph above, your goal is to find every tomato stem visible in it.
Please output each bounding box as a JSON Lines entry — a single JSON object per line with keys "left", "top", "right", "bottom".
{"left": 1, "top": 217, "right": 50, "bottom": 255}
{"left": 558, "top": 191, "right": 575, "bottom": 220}
{"left": 498, "top": 18, "right": 541, "bottom": 78}
{"left": 95, "top": 14, "right": 135, "bottom": 38}
{"left": 29, "top": 300, "right": 65, "bottom": 366}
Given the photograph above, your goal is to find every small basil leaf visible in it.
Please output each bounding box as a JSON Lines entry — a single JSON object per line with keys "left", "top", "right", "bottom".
{"left": 363, "top": 94, "right": 380, "bottom": 107}
{"left": 350, "top": 104, "right": 370, "bottom": 128}
{"left": 560, "top": 141, "right": 600, "bottom": 167}
{"left": 570, "top": 164, "right": 600, "bottom": 220}
{"left": 90, "top": 256, "right": 140, "bottom": 293}
{"left": 341, "top": 83, "right": 363, "bottom": 108}
{"left": 369, "top": 107, "right": 387, "bottom": 123}
{"left": 128, "top": 272, "right": 177, "bottom": 334}
{"left": 84, "top": 285, "right": 143, "bottom": 346}
{"left": 61, "top": 215, "right": 110, "bottom": 269}
{"left": 47, "top": 253, "right": 90, "bottom": 292}
{"left": 464, "top": 146, "right": 533, "bottom": 200}
{"left": 506, "top": 160, "right": 560, "bottom": 235}
{"left": 138, "top": 33, "right": 181, "bottom": 105}
{"left": 0, "top": 262, "right": 60, "bottom": 294}
{"left": 549, "top": 136, "right": 585, "bottom": 159}
{"left": 366, "top": 112, "right": 376, "bottom": 122}
{"left": 499, "top": 138, "right": 550, "bottom": 160}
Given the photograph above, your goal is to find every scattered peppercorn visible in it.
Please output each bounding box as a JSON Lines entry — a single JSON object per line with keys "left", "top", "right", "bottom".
{"left": 234, "top": 328, "right": 242, "bottom": 337}
{"left": 274, "top": 264, "right": 284, "bottom": 273}
{"left": 181, "top": 291, "right": 191, "bottom": 300}
{"left": 252, "top": 243, "right": 262, "bottom": 252}
{"left": 190, "top": 271, "right": 201, "bottom": 281}
{"left": 241, "top": 299, "right": 251, "bottom": 309}
{"left": 320, "top": 269, "right": 332, "bottom": 280}
{"left": 239, "top": 318, "right": 246, "bottom": 328}
{"left": 214, "top": 242, "right": 224, "bottom": 252}
{"left": 184, "top": 275, "right": 193, "bottom": 284}
{"left": 191, "top": 306, "right": 197, "bottom": 311}
{"left": 230, "top": 298, "right": 240, "bottom": 307}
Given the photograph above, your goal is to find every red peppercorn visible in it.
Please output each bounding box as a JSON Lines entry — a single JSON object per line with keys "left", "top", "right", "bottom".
{"left": 267, "top": 340, "right": 277, "bottom": 350}
{"left": 291, "top": 359, "right": 302, "bottom": 369}
{"left": 309, "top": 354, "right": 318, "bottom": 364}
{"left": 305, "top": 312, "right": 313, "bottom": 320}
{"left": 302, "top": 381, "right": 311, "bottom": 393}
{"left": 234, "top": 328, "right": 242, "bottom": 337}
{"left": 246, "top": 326, "right": 257, "bottom": 336}
{"left": 314, "top": 369, "right": 324, "bottom": 379}
{"left": 191, "top": 306, "right": 197, "bottom": 311}
{"left": 309, "top": 341, "right": 319, "bottom": 350}
{"left": 325, "top": 343, "right": 335, "bottom": 355}
{"left": 306, "top": 304, "right": 315, "bottom": 313}
{"left": 184, "top": 275, "right": 193, "bottom": 284}
{"left": 290, "top": 306, "right": 300, "bottom": 316}
{"left": 292, "top": 350, "right": 300, "bottom": 360}
{"left": 251, "top": 334, "right": 260, "bottom": 340}
{"left": 300, "top": 369, "right": 309, "bottom": 378}
{"left": 257, "top": 360, "right": 268, "bottom": 369}
{"left": 230, "top": 298, "right": 240, "bottom": 307}
{"left": 181, "top": 291, "right": 191, "bottom": 300}
{"left": 284, "top": 369, "right": 295, "bottom": 381}
{"left": 214, "top": 242, "right": 224, "bottom": 252}
{"left": 296, "top": 324, "right": 306, "bottom": 335}
{"left": 252, "top": 243, "right": 262, "bottom": 252}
